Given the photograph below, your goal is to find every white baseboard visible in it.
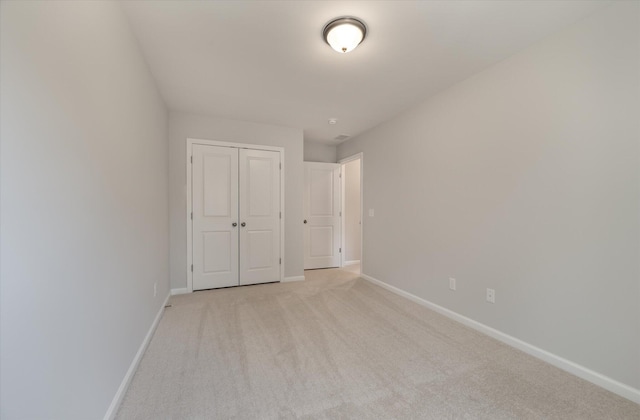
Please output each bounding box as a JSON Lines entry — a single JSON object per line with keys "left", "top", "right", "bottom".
{"left": 103, "top": 293, "right": 170, "bottom": 420}
{"left": 360, "top": 273, "right": 640, "bottom": 405}
{"left": 170, "top": 287, "right": 189, "bottom": 295}
{"left": 343, "top": 260, "right": 360, "bottom": 266}
{"left": 282, "top": 275, "right": 305, "bottom": 283}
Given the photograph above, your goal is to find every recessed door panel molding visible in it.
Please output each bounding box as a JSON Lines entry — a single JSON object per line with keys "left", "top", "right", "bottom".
{"left": 247, "top": 230, "right": 273, "bottom": 270}
{"left": 310, "top": 168, "right": 335, "bottom": 216}
{"left": 247, "top": 157, "right": 273, "bottom": 217}
{"left": 310, "top": 226, "right": 334, "bottom": 257}
{"left": 203, "top": 154, "right": 232, "bottom": 217}
{"left": 304, "top": 162, "right": 341, "bottom": 269}
{"left": 189, "top": 142, "right": 282, "bottom": 291}
{"left": 202, "top": 231, "right": 231, "bottom": 273}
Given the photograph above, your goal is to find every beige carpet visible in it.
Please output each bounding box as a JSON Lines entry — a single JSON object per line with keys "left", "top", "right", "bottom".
{"left": 116, "top": 267, "right": 640, "bottom": 419}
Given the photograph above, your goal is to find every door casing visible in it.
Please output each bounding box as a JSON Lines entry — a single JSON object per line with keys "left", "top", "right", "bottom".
{"left": 339, "top": 152, "right": 364, "bottom": 271}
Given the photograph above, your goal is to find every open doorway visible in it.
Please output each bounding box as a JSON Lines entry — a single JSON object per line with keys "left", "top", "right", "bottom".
{"left": 340, "top": 153, "right": 363, "bottom": 275}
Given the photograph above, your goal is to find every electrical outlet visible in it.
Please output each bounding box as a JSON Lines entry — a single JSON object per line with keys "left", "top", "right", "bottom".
{"left": 449, "top": 277, "right": 456, "bottom": 291}
{"left": 154, "top": 282, "right": 157, "bottom": 297}
{"left": 486, "top": 288, "right": 495, "bottom": 303}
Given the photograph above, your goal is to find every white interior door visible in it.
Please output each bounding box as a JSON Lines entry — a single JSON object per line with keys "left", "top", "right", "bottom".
{"left": 192, "top": 144, "right": 239, "bottom": 290}
{"left": 239, "top": 149, "right": 281, "bottom": 285}
{"left": 304, "top": 162, "right": 341, "bottom": 269}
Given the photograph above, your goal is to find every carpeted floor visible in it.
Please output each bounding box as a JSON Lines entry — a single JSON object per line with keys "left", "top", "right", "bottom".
{"left": 116, "top": 267, "right": 640, "bottom": 419}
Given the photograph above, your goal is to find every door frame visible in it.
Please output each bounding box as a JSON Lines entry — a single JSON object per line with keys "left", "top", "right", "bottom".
{"left": 338, "top": 152, "right": 363, "bottom": 270}
{"left": 186, "top": 138, "right": 285, "bottom": 293}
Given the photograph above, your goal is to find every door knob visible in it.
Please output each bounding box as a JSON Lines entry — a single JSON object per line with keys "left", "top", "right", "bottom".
{"left": 303, "top": 220, "right": 307, "bottom": 224}
{"left": 232, "top": 222, "right": 237, "bottom": 227}
{"left": 241, "top": 222, "right": 246, "bottom": 227}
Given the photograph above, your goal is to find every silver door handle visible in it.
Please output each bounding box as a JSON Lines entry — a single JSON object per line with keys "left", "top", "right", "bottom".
{"left": 232, "top": 222, "right": 237, "bottom": 227}
{"left": 241, "top": 222, "right": 246, "bottom": 227}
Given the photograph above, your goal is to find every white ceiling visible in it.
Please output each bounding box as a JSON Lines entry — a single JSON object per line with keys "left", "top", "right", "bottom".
{"left": 121, "top": 0, "right": 609, "bottom": 144}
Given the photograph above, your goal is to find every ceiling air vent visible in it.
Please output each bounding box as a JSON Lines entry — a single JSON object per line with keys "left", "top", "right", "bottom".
{"left": 334, "top": 134, "right": 350, "bottom": 142}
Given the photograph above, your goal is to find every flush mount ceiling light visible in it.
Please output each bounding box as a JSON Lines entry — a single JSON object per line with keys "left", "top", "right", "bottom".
{"left": 322, "top": 17, "right": 367, "bottom": 53}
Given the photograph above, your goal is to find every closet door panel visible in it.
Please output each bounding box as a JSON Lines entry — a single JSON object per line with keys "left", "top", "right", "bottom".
{"left": 239, "top": 149, "right": 281, "bottom": 285}
{"left": 192, "top": 145, "right": 239, "bottom": 290}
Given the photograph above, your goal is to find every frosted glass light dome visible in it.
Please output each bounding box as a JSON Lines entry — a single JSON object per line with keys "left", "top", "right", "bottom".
{"left": 323, "top": 17, "right": 367, "bottom": 53}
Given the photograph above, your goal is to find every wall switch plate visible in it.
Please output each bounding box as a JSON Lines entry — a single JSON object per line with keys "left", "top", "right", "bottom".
{"left": 486, "top": 288, "right": 495, "bottom": 303}
{"left": 369, "top": 209, "right": 375, "bottom": 217}
{"left": 449, "top": 277, "right": 456, "bottom": 291}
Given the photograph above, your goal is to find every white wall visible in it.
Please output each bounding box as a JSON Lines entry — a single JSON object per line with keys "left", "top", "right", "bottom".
{"left": 169, "top": 111, "right": 304, "bottom": 289}
{"left": 338, "top": 1, "right": 640, "bottom": 391}
{"left": 304, "top": 140, "right": 337, "bottom": 163}
{"left": 0, "top": 1, "right": 169, "bottom": 419}
{"left": 344, "top": 159, "right": 361, "bottom": 262}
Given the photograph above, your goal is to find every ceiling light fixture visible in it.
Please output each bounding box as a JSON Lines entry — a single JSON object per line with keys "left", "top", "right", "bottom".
{"left": 323, "top": 17, "right": 367, "bottom": 53}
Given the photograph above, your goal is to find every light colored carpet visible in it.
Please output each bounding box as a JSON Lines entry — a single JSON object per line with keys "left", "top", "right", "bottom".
{"left": 116, "top": 267, "right": 640, "bottom": 419}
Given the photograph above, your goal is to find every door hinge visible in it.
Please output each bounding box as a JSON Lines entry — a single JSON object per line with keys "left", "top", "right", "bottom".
{"left": 279, "top": 211, "right": 281, "bottom": 219}
{"left": 279, "top": 258, "right": 282, "bottom": 265}
{"left": 279, "top": 163, "right": 282, "bottom": 170}
{"left": 190, "top": 156, "right": 193, "bottom": 164}
{"left": 191, "top": 264, "right": 193, "bottom": 272}
{"left": 190, "top": 212, "right": 193, "bottom": 220}
{"left": 339, "top": 173, "right": 342, "bottom": 178}
{"left": 339, "top": 248, "right": 342, "bottom": 253}
{"left": 339, "top": 211, "right": 342, "bottom": 217}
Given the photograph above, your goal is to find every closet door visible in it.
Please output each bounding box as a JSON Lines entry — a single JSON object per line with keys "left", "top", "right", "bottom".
{"left": 238, "top": 149, "right": 281, "bottom": 285}
{"left": 192, "top": 145, "right": 239, "bottom": 290}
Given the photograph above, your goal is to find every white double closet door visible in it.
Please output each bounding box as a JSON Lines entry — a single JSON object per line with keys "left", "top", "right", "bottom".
{"left": 192, "top": 144, "right": 281, "bottom": 290}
